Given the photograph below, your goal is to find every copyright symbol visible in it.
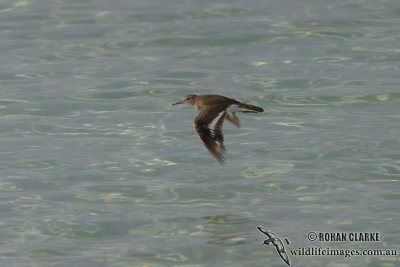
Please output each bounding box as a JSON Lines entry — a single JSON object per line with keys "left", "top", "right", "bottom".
{"left": 308, "top": 231, "right": 317, "bottom": 241}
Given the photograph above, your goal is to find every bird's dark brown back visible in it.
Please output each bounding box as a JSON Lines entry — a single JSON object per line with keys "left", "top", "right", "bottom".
{"left": 196, "top": 95, "right": 239, "bottom": 110}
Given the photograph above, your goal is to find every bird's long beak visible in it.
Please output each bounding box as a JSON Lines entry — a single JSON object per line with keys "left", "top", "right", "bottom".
{"left": 172, "top": 100, "right": 183, "bottom": 106}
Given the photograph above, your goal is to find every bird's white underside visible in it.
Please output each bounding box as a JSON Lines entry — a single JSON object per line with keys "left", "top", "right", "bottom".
{"left": 227, "top": 104, "right": 241, "bottom": 112}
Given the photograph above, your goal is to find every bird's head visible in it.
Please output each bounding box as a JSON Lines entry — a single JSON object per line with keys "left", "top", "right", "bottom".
{"left": 173, "top": 94, "right": 197, "bottom": 106}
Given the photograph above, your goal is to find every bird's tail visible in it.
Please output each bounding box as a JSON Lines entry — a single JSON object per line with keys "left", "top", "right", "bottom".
{"left": 237, "top": 102, "right": 264, "bottom": 113}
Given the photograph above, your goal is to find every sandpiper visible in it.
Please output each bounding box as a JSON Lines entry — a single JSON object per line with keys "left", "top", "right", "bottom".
{"left": 173, "top": 94, "right": 263, "bottom": 164}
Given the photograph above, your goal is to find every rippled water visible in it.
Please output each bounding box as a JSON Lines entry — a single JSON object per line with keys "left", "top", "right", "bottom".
{"left": 1, "top": 0, "right": 399, "bottom": 266}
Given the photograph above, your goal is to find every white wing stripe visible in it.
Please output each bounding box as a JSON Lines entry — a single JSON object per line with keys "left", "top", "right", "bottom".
{"left": 208, "top": 110, "right": 225, "bottom": 137}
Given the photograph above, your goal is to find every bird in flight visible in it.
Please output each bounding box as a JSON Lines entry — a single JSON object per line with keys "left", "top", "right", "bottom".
{"left": 257, "top": 226, "right": 291, "bottom": 266}
{"left": 173, "top": 94, "right": 263, "bottom": 164}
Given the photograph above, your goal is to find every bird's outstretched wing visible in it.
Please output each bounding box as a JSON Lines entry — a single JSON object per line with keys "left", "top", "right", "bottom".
{"left": 194, "top": 108, "right": 227, "bottom": 164}
{"left": 226, "top": 112, "right": 241, "bottom": 128}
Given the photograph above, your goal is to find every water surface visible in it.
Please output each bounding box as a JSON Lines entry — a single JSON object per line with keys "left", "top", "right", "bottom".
{"left": 0, "top": 0, "right": 399, "bottom": 266}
